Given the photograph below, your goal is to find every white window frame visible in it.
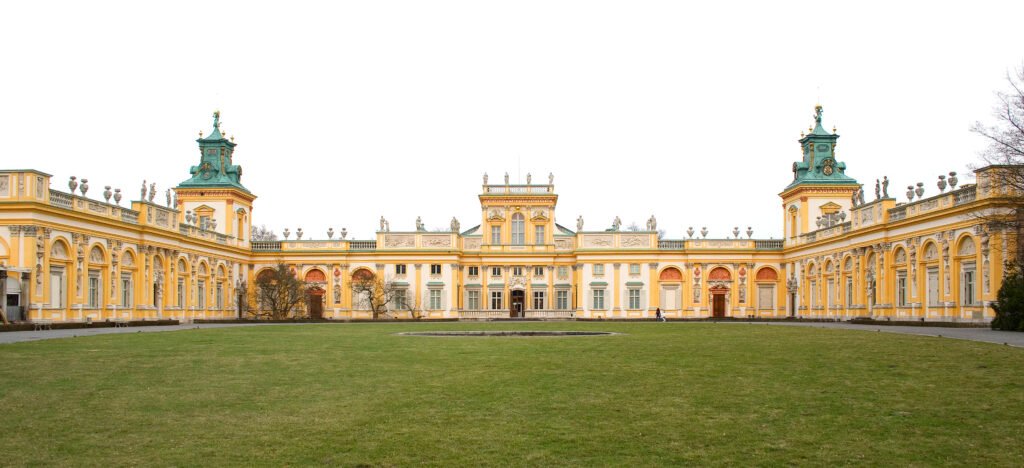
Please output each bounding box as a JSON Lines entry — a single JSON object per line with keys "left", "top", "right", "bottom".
{"left": 513, "top": 266, "right": 523, "bottom": 277}
{"left": 896, "top": 272, "right": 907, "bottom": 307}
{"left": 430, "top": 264, "right": 441, "bottom": 275}
{"left": 429, "top": 289, "right": 442, "bottom": 310}
{"left": 491, "top": 226, "right": 501, "bottom": 245}
{"left": 535, "top": 225, "right": 545, "bottom": 245}
{"left": 197, "top": 280, "right": 206, "bottom": 308}
{"left": 511, "top": 213, "right": 525, "bottom": 245}
{"left": 491, "top": 267, "right": 502, "bottom": 277}
{"left": 468, "top": 266, "right": 479, "bottom": 277}
{"left": 49, "top": 267, "right": 65, "bottom": 308}
{"left": 592, "top": 289, "right": 605, "bottom": 310}
{"left": 629, "top": 264, "right": 641, "bottom": 275}
{"left": 88, "top": 271, "right": 101, "bottom": 308}
{"left": 395, "top": 264, "right": 407, "bottom": 275}
{"left": 490, "top": 291, "right": 503, "bottom": 310}
{"left": 627, "top": 288, "right": 641, "bottom": 310}
{"left": 534, "top": 266, "right": 544, "bottom": 277}
{"left": 593, "top": 264, "right": 605, "bottom": 276}
{"left": 556, "top": 290, "right": 569, "bottom": 310}
{"left": 467, "top": 290, "right": 480, "bottom": 310}
{"left": 532, "top": 291, "right": 545, "bottom": 310}
{"left": 121, "top": 273, "right": 133, "bottom": 307}
{"left": 961, "top": 263, "right": 976, "bottom": 305}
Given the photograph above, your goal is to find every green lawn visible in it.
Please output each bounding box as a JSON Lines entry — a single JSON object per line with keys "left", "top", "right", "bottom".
{"left": 1, "top": 323, "right": 1022, "bottom": 466}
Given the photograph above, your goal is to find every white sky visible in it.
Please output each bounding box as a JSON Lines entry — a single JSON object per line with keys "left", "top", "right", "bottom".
{"left": 2, "top": 1, "right": 1022, "bottom": 240}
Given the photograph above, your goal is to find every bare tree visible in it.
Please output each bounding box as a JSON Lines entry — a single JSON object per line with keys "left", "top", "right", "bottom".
{"left": 658, "top": 229, "right": 666, "bottom": 240}
{"left": 349, "top": 274, "right": 405, "bottom": 319}
{"left": 971, "top": 65, "right": 1024, "bottom": 263}
{"left": 253, "top": 263, "right": 309, "bottom": 319}
{"left": 250, "top": 224, "right": 278, "bottom": 241}
{"left": 396, "top": 289, "right": 423, "bottom": 320}
{"left": 626, "top": 222, "right": 641, "bottom": 232}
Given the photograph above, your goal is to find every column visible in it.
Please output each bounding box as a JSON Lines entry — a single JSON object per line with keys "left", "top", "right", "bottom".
{"left": 612, "top": 263, "right": 621, "bottom": 316}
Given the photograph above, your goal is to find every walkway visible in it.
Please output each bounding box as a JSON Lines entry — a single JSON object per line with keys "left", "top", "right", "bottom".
{"left": 1, "top": 321, "right": 1022, "bottom": 347}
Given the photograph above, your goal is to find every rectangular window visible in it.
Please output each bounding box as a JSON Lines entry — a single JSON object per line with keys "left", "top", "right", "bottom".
{"left": 927, "top": 268, "right": 940, "bottom": 306}
{"left": 592, "top": 289, "right": 605, "bottom": 310}
{"left": 896, "top": 272, "right": 907, "bottom": 307}
{"left": 533, "top": 291, "right": 545, "bottom": 310}
{"left": 197, "top": 280, "right": 206, "bottom": 308}
{"left": 534, "top": 266, "right": 544, "bottom": 277}
{"left": 628, "top": 289, "right": 641, "bottom": 310}
{"left": 468, "top": 266, "right": 479, "bottom": 277}
{"left": 395, "top": 264, "right": 407, "bottom": 275}
{"left": 513, "top": 266, "right": 523, "bottom": 277}
{"left": 88, "top": 271, "right": 101, "bottom": 308}
{"left": 430, "top": 264, "right": 441, "bottom": 275}
{"left": 491, "top": 267, "right": 502, "bottom": 277}
{"left": 121, "top": 274, "right": 133, "bottom": 307}
{"left": 556, "top": 290, "right": 569, "bottom": 310}
{"left": 558, "top": 266, "right": 569, "bottom": 279}
{"left": 629, "top": 264, "right": 641, "bottom": 275}
{"left": 758, "top": 285, "right": 775, "bottom": 310}
{"left": 177, "top": 278, "right": 185, "bottom": 307}
{"left": 535, "top": 225, "right": 545, "bottom": 245}
{"left": 845, "top": 277, "right": 853, "bottom": 306}
{"left": 394, "top": 290, "right": 408, "bottom": 310}
{"left": 216, "top": 282, "right": 224, "bottom": 309}
{"left": 467, "top": 290, "right": 480, "bottom": 310}
{"left": 429, "top": 289, "right": 442, "bottom": 309}
{"left": 810, "top": 280, "right": 817, "bottom": 307}
{"left": 962, "top": 264, "right": 976, "bottom": 305}
{"left": 491, "top": 226, "right": 501, "bottom": 245}
{"left": 593, "top": 264, "right": 604, "bottom": 276}
{"left": 490, "top": 291, "right": 503, "bottom": 310}
{"left": 49, "top": 267, "right": 65, "bottom": 308}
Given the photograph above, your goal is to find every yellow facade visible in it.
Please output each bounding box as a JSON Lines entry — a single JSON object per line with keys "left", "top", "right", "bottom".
{"left": 0, "top": 110, "right": 1014, "bottom": 323}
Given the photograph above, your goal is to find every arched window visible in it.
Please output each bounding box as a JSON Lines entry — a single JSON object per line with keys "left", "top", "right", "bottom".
{"left": 511, "top": 213, "right": 525, "bottom": 245}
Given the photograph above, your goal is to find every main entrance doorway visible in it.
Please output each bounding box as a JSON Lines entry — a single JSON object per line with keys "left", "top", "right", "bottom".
{"left": 307, "top": 287, "right": 324, "bottom": 320}
{"left": 510, "top": 290, "right": 525, "bottom": 318}
{"left": 711, "top": 292, "right": 727, "bottom": 318}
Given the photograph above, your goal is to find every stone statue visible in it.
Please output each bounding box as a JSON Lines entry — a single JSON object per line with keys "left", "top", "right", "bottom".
{"left": 851, "top": 189, "right": 859, "bottom": 207}
{"left": 333, "top": 285, "right": 341, "bottom": 303}
{"left": 416, "top": 216, "right": 424, "bottom": 231}
{"left": 451, "top": 217, "right": 460, "bottom": 233}
{"left": 141, "top": 180, "right": 147, "bottom": 201}
{"left": 647, "top": 215, "right": 657, "bottom": 231}
{"left": 882, "top": 176, "right": 889, "bottom": 198}
{"left": 165, "top": 189, "right": 171, "bottom": 207}
{"left": 380, "top": 216, "right": 386, "bottom": 231}
{"left": 504, "top": 172, "right": 509, "bottom": 185}
{"left": 483, "top": 172, "right": 488, "bottom": 185}
{"left": 148, "top": 183, "right": 156, "bottom": 203}
{"left": 172, "top": 193, "right": 177, "bottom": 208}
{"left": 526, "top": 173, "right": 532, "bottom": 184}
{"left": 612, "top": 216, "right": 622, "bottom": 231}
{"left": 577, "top": 215, "right": 584, "bottom": 231}
{"left": 548, "top": 172, "right": 554, "bottom": 185}
{"left": 874, "top": 179, "right": 881, "bottom": 200}
{"left": 857, "top": 187, "right": 865, "bottom": 205}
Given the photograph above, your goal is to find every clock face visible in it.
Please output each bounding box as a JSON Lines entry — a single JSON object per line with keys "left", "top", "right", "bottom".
{"left": 816, "top": 144, "right": 830, "bottom": 152}
{"left": 823, "top": 165, "right": 834, "bottom": 176}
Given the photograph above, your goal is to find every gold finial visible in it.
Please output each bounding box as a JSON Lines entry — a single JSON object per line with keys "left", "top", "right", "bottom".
{"left": 230, "top": 135, "right": 235, "bottom": 142}
{"left": 800, "top": 131, "right": 804, "bottom": 138}
{"left": 808, "top": 126, "right": 812, "bottom": 133}
{"left": 199, "top": 130, "right": 203, "bottom": 138}
{"left": 832, "top": 126, "right": 837, "bottom": 134}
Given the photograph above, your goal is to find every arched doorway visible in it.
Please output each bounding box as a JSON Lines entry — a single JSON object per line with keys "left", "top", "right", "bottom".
{"left": 307, "top": 287, "right": 325, "bottom": 319}
{"left": 304, "top": 269, "right": 327, "bottom": 319}
{"left": 708, "top": 267, "right": 731, "bottom": 318}
{"left": 510, "top": 289, "right": 525, "bottom": 318}
{"left": 658, "top": 267, "right": 683, "bottom": 313}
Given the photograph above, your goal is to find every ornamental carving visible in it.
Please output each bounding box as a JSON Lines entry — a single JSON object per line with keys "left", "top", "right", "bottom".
{"left": 0, "top": 175, "right": 8, "bottom": 196}
{"left": 554, "top": 238, "right": 573, "bottom": 250}
{"left": 464, "top": 238, "right": 481, "bottom": 250}
{"left": 487, "top": 208, "right": 506, "bottom": 221}
{"left": 422, "top": 235, "right": 452, "bottom": 248}
{"left": 583, "top": 234, "right": 613, "bottom": 248}
{"left": 620, "top": 234, "right": 650, "bottom": 248}
{"left": 384, "top": 234, "right": 415, "bottom": 248}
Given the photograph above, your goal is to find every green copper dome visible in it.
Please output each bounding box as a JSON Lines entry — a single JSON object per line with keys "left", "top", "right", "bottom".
{"left": 177, "top": 111, "right": 249, "bottom": 192}
{"left": 784, "top": 105, "right": 858, "bottom": 191}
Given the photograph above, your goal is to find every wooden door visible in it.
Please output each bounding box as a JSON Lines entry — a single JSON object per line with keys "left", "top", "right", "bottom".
{"left": 308, "top": 290, "right": 324, "bottom": 319}
{"left": 712, "top": 294, "right": 726, "bottom": 318}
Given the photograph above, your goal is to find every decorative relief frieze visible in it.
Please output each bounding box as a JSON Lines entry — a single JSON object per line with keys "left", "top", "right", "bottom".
{"left": 422, "top": 235, "right": 452, "bottom": 248}
{"left": 620, "top": 234, "right": 650, "bottom": 248}
{"left": 384, "top": 234, "right": 415, "bottom": 248}
{"left": 554, "top": 238, "right": 573, "bottom": 250}
{"left": 464, "top": 238, "right": 481, "bottom": 250}
{"left": 583, "top": 234, "right": 613, "bottom": 248}
{"left": 0, "top": 175, "right": 9, "bottom": 196}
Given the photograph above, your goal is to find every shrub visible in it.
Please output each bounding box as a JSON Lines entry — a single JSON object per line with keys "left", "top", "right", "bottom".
{"left": 992, "top": 262, "right": 1024, "bottom": 331}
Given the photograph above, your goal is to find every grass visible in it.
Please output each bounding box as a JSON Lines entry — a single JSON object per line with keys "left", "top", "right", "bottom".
{"left": 1, "top": 322, "right": 1022, "bottom": 466}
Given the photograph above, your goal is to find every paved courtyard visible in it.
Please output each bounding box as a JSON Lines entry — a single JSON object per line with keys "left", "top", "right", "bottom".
{"left": 1, "top": 321, "right": 1022, "bottom": 347}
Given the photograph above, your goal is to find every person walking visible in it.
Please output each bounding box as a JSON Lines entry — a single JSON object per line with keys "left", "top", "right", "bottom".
{"left": 656, "top": 307, "right": 665, "bottom": 322}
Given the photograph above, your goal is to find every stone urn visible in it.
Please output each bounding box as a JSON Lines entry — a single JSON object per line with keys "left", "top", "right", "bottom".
{"left": 80, "top": 179, "right": 89, "bottom": 196}
{"left": 746, "top": 227, "right": 753, "bottom": 238}
{"left": 103, "top": 186, "right": 112, "bottom": 203}
{"left": 906, "top": 186, "right": 914, "bottom": 202}
{"left": 687, "top": 226, "right": 694, "bottom": 238}
{"left": 915, "top": 182, "right": 924, "bottom": 199}
{"left": 283, "top": 228, "right": 291, "bottom": 239}
{"left": 327, "top": 228, "right": 334, "bottom": 239}
{"left": 732, "top": 227, "right": 740, "bottom": 238}
{"left": 948, "top": 171, "right": 958, "bottom": 189}
{"left": 341, "top": 228, "right": 348, "bottom": 239}
{"left": 68, "top": 176, "right": 78, "bottom": 193}
{"left": 113, "top": 188, "right": 122, "bottom": 205}
{"left": 296, "top": 228, "right": 303, "bottom": 240}
{"left": 700, "top": 227, "right": 708, "bottom": 238}
{"left": 937, "top": 175, "right": 947, "bottom": 192}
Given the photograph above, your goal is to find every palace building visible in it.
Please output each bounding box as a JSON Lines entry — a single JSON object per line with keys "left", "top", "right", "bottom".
{"left": 0, "top": 107, "right": 1014, "bottom": 323}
